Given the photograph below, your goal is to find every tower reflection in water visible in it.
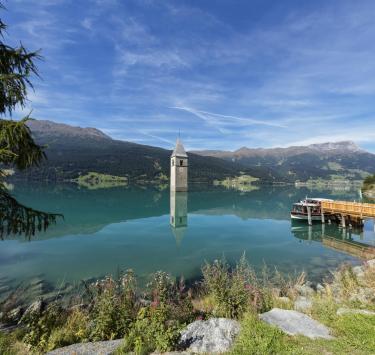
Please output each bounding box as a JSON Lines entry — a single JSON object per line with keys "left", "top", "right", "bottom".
{"left": 170, "top": 191, "right": 188, "bottom": 245}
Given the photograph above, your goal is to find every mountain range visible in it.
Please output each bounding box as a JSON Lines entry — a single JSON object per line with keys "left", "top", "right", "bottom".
{"left": 193, "top": 142, "right": 375, "bottom": 182}
{"left": 13, "top": 120, "right": 375, "bottom": 183}
{"left": 21, "top": 120, "right": 247, "bottom": 183}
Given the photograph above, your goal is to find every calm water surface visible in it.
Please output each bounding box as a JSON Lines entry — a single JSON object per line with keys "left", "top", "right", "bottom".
{"left": 1, "top": 183, "right": 375, "bottom": 297}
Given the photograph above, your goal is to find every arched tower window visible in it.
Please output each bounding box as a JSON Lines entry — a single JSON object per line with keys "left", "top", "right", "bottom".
{"left": 180, "top": 159, "right": 183, "bottom": 166}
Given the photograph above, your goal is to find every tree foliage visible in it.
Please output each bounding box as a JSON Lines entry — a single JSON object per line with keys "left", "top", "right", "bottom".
{"left": 0, "top": 116, "right": 46, "bottom": 169}
{"left": 0, "top": 3, "right": 41, "bottom": 116}
{"left": 0, "top": 3, "right": 60, "bottom": 238}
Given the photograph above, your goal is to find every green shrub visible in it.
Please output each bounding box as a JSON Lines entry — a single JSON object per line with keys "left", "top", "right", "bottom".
{"left": 147, "top": 271, "right": 176, "bottom": 305}
{"left": 0, "top": 332, "right": 16, "bottom": 355}
{"left": 202, "top": 256, "right": 267, "bottom": 318}
{"left": 22, "top": 302, "right": 66, "bottom": 351}
{"left": 47, "top": 309, "right": 90, "bottom": 351}
{"left": 147, "top": 271, "right": 196, "bottom": 324}
{"left": 311, "top": 297, "right": 338, "bottom": 325}
{"left": 90, "top": 283, "right": 121, "bottom": 341}
{"left": 90, "top": 271, "right": 138, "bottom": 341}
{"left": 118, "top": 305, "right": 181, "bottom": 354}
{"left": 0, "top": 331, "right": 30, "bottom": 355}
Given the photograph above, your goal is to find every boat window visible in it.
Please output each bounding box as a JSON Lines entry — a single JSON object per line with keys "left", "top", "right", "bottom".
{"left": 293, "top": 204, "right": 303, "bottom": 212}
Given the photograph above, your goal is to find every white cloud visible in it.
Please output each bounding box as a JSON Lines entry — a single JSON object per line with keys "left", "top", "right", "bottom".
{"left": 5, "top": 0, "right": 375, "bottom": 152}
{"left": 81, "top": 18, "right": 93, "bottom": 31}
{"left": 171, "top": 107, "right": 286, "bottom": 128}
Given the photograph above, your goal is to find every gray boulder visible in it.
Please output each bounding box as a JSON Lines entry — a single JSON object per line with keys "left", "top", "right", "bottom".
{"left": 179, "top": 317, "right": 240, "bottom": 353}
{"left": 47, "top": 339, "right": 123, "bottom": 355}
{"left": 260, "top": 308, "right": 334, "bottom": 339}
{"left": 337, "top": 308, "right": 375, "bottom": 316}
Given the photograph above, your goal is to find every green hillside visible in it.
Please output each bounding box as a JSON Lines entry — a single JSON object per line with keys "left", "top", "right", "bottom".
{"left": 14, "top": 120, "right": 261, "bottom": 183}
{"left": 10, "top": 120, "right": 375, "bottom": 185}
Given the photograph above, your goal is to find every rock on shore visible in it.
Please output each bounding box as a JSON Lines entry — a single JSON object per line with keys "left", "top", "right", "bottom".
{"left": 260, "top": 308, "right": 334, "bottom": 339}
{"left": 46, "top": 318, "right": 240, "bottom": 355}
{"left": 179, "top": 318, "right": 240, "bottom": 353}
{"left": 46, "top": 339, "right": 123, "bottom": 355}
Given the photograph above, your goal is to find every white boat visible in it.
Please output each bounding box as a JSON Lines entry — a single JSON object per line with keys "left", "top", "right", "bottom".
{"left": 290, "top": 197, "right": 333, "bottom": 221}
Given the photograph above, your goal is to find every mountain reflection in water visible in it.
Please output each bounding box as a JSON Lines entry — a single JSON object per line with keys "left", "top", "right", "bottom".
{"left": 0, "top": 183, "right": 373, "bottom": 301}
{"left": 10, "top": 183, "right": 363, "bottom": 240}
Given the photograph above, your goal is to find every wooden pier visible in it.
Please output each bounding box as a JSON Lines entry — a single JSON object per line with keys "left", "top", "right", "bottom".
{"left": 320, "top": 200, "right": 375, "bottom": 229}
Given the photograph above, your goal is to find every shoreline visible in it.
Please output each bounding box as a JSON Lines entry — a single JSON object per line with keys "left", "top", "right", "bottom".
{"left": 1, "top": 258, "right": 375, "bottom": 354}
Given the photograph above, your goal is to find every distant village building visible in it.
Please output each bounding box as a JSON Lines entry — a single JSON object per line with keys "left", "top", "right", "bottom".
{"left": 170, "top": 138, "right": 188, "bottom": 192}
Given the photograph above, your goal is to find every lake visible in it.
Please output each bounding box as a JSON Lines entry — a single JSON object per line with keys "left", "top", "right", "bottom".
{"left": 1, "top": 183, "right": 374, "bottom": 301}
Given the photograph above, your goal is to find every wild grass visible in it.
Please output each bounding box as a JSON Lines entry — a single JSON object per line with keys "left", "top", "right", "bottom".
{"left": 292, "top": 304, "right": 375, "bottom": 354}
{"left": 200, "top": 255, "right": 307, "bottom": 319}
{"left": 0, "top": 332, "right": 30, "bottom": 355}
{"left": 1, "top": 259, "right": 374, "bottom": 354}
{"left": 230, "top": 312, "right": 296, "bottom": 354}
{"left": 230, "top": 296, "right": 375, "bottom": 354}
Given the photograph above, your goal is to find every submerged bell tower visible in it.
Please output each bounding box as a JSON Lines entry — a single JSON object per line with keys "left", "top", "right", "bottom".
{"left": 170, "top": 138, "right": 188, "bottom": 192}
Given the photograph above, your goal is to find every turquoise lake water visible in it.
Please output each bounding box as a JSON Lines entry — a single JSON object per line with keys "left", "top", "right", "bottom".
{"left": 1, "top": 183, "right": 375, "bottom": 296}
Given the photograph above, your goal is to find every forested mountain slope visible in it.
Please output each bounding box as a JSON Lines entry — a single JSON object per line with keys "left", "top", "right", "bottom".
{"left": 17, "top": 120, "right": 255, "bottom": 182}
{"left": 11, "top": 120, "right": 374, "bottom": 183}
{"left": 193, "top": 142, "right": 375, "bottom": 182}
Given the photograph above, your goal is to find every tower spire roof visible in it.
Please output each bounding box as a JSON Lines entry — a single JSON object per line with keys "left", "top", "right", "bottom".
{"left": 172, "top": 138, "right": 187, "bottom": 157}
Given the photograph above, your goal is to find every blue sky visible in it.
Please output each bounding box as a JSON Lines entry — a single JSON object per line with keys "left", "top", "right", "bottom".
{"left": 5, "top": 0, "right": 375, "bottom": 152}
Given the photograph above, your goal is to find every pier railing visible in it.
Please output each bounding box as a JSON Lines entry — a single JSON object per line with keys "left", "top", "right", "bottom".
{"left": 321, "top": 200, "right": 375, "bottom": 218}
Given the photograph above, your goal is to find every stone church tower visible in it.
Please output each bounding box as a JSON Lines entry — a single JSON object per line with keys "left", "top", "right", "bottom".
{"left": 170, "top": 138, "right": 188, "bottom": 192}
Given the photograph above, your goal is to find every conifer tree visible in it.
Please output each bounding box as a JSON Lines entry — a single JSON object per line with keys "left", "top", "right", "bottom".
{"left": 0, "top": 3, "right": 60, "bottom": 238}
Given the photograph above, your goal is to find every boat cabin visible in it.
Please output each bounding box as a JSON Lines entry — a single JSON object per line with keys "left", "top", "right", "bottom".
{"left": 291, "top": 198, "right": 332, "bottom": 221}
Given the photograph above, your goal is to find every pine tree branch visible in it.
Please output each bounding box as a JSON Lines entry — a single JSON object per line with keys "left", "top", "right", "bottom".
{"left": 0, "top": 187, "right": 62, "bottom": 240}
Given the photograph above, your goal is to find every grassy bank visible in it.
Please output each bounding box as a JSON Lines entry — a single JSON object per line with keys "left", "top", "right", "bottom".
{"left": 214, "top": 175, "right": 259, "bottom": 192}
{"left": 73, "top": 172, "right": 128, "bottom": 190}
{"left": 1, "top": 257, "right": 375, "bottom": 354}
